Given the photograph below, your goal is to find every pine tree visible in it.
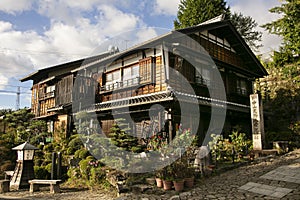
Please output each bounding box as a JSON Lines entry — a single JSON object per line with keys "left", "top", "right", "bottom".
{"left": 174, "top": 0, "right": 230, "bottom": 29}
{"left": 109, "top": 118, "right": 143, "bottom": 153}
{"left": 230, "top": 12, "right": 262, "bottom": 51}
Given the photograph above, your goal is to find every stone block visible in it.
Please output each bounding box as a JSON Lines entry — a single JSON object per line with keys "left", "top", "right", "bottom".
{"left": 0, "top": 180, "right": 10, "bottom": 193}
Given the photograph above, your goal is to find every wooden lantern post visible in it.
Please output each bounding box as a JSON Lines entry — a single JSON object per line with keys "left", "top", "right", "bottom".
{"left": 10, "top": 142, "right": 38, "bottom": 190}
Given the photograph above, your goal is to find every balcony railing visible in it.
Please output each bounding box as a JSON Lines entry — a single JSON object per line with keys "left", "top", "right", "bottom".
{"left": 195, "top": 77, "right": 211, "bottom": 86}
{"left": 100, "top": 77, "right": 140, "bottom": 93}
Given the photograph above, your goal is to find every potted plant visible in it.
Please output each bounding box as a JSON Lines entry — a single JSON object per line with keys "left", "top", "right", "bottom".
{"left": 163, "top": 178, "right": 173, "bottom": 190}
{"left": 171, "top": 158, "right": 186, "bottom": 192}
{"left": 160, "top": 165, "right": 173, "bottom": 190}
{"left": 155, "top": 168, "right": 164, "bottom": 188}
{"left": 184, "top": 166, "right": 195, "bottom": 188}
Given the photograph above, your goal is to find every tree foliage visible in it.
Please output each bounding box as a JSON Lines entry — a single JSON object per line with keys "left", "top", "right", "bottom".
{"left": 2, "top": 109, "right": 49, "bottom": 144}
{"left": 256, "top": 60, "right": 300, "bottom": 147}
{"left": 174, "top": 0, "right": 230, "bottom": 29}
{"left": 230, "top": 12, "right": 262, "bottom": 50}
{"left": 262, "top": 0, "right": 300, "bottom": 65}
{"left": 174, "top": 0, "right": 262, "bottom": 51}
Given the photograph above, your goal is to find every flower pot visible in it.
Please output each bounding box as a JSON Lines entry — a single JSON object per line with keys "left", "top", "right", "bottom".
{"left": 155, "top": 178, "right": 163, "bottom": 188}
{"left": 184, "top": 177, "right": 194, "bottom": 188}
{"left": 173, "top": 180, "right": 184, "bottom": 192}
{"left": 163, "top": 180, "right": 172, "bottom": 190}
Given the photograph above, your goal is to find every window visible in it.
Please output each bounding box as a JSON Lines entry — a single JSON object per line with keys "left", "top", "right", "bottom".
{"left": 42, "top": 85, "right": 55, "bottom": 98}
{"left": 47, "top": 120, "right": 54, "bottom": 133}
{"left": 237, "top": 79, "right": 247, "bottom": 95}
{"left": 105, "top": 70, "right": 121, "bottom": 90}
{"left": 123, "top": 64, "right": 139, "bottom": 87}
{"left": 45, "top": 85, "right": 55, "bottom": 93}
{"left": 195, "top": 66, "right": 211, "bottom": 86}
{"left": 139, "top": 57, "right": 153, "bottom": 84}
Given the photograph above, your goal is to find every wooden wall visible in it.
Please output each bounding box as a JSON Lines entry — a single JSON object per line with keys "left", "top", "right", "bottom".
{"left": 31, "top": 83, "right": 55, "bottom": 117}
{"left": 53, "top": 114, "right": 68, "bottom": 140}
{"left": 56, "top": 74, "right": 73, "bottom": 106}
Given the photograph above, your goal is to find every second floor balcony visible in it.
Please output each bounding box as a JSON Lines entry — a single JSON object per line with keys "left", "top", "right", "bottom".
{"left": 100, "top": 77, "right": 140, "bottom": 93}
{"left": 39, "top": 91, "right": 55, "bottom": 100}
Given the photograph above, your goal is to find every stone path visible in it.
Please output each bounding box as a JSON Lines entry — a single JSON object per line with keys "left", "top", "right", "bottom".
{"left": 237, "top": 160, "right": 300, "bottom": 198}
{"left": 260, "top": 162, "right": 300, "bottom": 184}
{"left": 239, "top": 182, "right": 293, "bottom": 198}
{"left": 119, "top": 149, "right": 300, "bottom": 200}
{"left": 1, "top": 149, "right": 300, "bottom": 199}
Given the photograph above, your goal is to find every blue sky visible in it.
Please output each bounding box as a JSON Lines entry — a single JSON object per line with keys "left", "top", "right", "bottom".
{"left": 0, "top": 0, "right": 282, "bottom": 110}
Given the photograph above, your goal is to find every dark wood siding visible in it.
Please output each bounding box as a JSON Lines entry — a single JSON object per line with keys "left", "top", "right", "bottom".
{"left": 56, "top": 74, "right": 73, "bottom": 105}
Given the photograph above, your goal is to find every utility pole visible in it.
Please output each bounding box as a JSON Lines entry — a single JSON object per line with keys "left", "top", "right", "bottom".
{"left": 16, "top": 86, "right": 20, "bottom": 110}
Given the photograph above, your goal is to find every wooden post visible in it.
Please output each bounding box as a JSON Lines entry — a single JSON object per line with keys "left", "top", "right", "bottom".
{"left": 57, "top": 152, "right": 62, "bottom": 179}
{"left": 250, "top": 94, "right": 265, "bottom": 150}
{"left": 51, "top": 152, "right": 57, "bottom": 180}
{"left": 168, "top": 119, "right": 173, "bottom": 142}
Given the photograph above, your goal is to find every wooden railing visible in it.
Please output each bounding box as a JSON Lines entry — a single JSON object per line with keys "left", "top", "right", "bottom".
{"left": 100, "top": 77, "right": 140, "bottom": 93}
{"left": 39, "top": 91, "right": 55, "bottom": 100}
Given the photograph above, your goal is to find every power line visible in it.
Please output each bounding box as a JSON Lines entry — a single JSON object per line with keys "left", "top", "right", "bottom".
{"left": 0, "top": 90, "right": 31, "bottom": 95}
{"left": 0, "top": 47, "right": 89, "bottom": 57}
{"left": 0, "top": 84, "right": 31, "bottom": 89}
{"left": 0, "top": 87, "right": 31, "bottom": 110}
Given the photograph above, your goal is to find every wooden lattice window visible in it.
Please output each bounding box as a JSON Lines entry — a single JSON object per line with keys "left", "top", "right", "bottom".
{"left": 139, "top": 57, "right": 154, "bottom": 84}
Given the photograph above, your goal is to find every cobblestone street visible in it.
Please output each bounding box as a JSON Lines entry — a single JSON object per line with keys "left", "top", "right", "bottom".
{"left": 1, "top": 149, "right": 300, "bottom": 200}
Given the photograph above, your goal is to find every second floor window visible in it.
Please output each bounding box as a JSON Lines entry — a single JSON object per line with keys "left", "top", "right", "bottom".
{"left": 195, "top": 67, "right": 211, "bottom": 86}
{"left": 139, "top": 57, "right": 153, "bottom": 84}
{"left": 123, "top": 64, "right": 139, "bottom": 87}
{"left": 46, "top": 85, "right": 55, "bottom": 93}
{"left": 237, "top": 79, "right": 247, "bottom": 95}
{"left": 106, "top": 70, "right": 121, "bottom": 90}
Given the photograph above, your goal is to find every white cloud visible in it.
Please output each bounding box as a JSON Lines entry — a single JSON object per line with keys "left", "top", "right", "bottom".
{"left": 0, "top": 21, "right": 13, "bottom": 32}
{"left": 0, "top": 3, "right": 145, "bottom": 90}
{"left": 229, "top": 0, "right": 282, "bottom": 55}
{"left": 0, "top": 0, "right": 34, "bottom": 14}
{"left": 153, "top": 0, "right": 180, "bottom": 16}
{"left": 0, "top": 74, "right": 9, "bottom": 89}
{"left": 62, "top": 0, "right": 104, "bottom": 10}
{"left": 136, "top": 28, "right": 159, "bottom": 44}
{"left": 96, "top": 5, "right": 140, "bottom": 34}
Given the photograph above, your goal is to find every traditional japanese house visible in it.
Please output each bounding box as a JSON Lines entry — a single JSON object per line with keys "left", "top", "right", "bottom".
{"left": 20, "top": 47, "right": 119, "bottom": 139}
{"left": 21, "top": 17, "right": 267, "bottom": 144}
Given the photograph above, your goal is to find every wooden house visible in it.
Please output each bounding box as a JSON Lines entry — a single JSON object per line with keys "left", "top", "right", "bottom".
{"left": 20, "top": 48, "right": 119, "bottom": 139}
{"left": 21, "top": 18, "right": 267, "bottom": 144}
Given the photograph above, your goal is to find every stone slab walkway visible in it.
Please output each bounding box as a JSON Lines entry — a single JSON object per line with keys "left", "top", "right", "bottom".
{"left": 239, "top": 182, "right": 293, "bottom": 198}
{"left": 260, "top": 163, "right": 300, "bottom": 184}
{"left": 238, "top": 161, "right": 300, "bottom": 198}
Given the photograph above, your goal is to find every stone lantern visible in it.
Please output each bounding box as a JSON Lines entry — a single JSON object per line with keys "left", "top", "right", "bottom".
{"left": 10, "top": 142, "right": 38, "bottom": 190}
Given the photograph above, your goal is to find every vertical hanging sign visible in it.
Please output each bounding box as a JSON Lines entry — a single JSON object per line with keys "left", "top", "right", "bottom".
{"left": 250, "top": 94, "right": 265, "bottom": 150}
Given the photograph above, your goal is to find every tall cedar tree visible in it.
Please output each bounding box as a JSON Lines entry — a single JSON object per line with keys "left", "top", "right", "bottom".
{"left": 262, "top": 0, "right": 300, "bottom": 65}
{"left": 174, "top": 0, "right": 230, "bottom": 29}
{"left": 174, "top": 0, "right": 262, "bottom": 51}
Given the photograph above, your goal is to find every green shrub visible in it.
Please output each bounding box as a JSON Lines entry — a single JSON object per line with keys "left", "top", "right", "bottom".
{"left": 74, "top": 148, "right": 90, "bottom": 159}
{"left": 78, "top": 157, "right": 94, "bottom": 180}
{"left": 45, "top": 163, "right": 52, "bottom": 173}
{"left": 90, "top": 167, "right": 106, "bottom": 185}
{"left": 43, "top": 143, "right": 54, "bottom": 152}
{"left": 34, "top": 166, "right": 50, "bottom": 179}
{"left": 68, "top": 135, "right": 83, "bottom": 150}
